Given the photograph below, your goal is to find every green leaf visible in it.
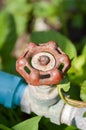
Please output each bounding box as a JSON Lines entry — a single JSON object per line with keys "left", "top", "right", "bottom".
{"left": 82, "top": 43, "right": 86, "bottom": 56}
{"left": 64, "top": 125, "right": 79, "bottom": 130}
{"left": 39, "top": 116, "right": 78, "bottom": 130}
{"left": 57, "top": 81, "right": 70, "bottom": 92}
{"left": 57, "top": 76, "right": 70, "bottom": 92}
{"left": 83, "top": 111, "right": 86, "bottom": 117}
{"left": 30, "top": 31, "right": 77, "bottom": 59}
{"left": 0, "top": 11, "right": 9, "bottom": 49}
{"left": 72, "top": 55, "right": 85, "bottom": 71}
{"left": 68, "top": 55, "right": 86, "bottom": 84}
{"left": 0, "top": 124, "right": 12, "bottom": 130}
{"left": 80, "top": 81, "right": 86, "bottom": 102}
{"left": 12, "top": 116, "right": 41, "bottom": 130}
{"left": 0, "top": 12, "right": 17, "bottom": 74}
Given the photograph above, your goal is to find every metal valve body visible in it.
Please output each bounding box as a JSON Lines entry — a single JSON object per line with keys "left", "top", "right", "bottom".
{"left": 16, "top": 41, "right": 71, "bottom": 86}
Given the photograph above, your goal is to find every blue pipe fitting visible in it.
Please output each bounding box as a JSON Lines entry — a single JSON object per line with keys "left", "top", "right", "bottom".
{"left": 0, "top": 71, "right": 27, "bottom": 108}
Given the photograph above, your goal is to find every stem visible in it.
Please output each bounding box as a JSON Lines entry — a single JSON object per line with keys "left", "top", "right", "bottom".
{"left": 58, "top": 87, "right": 86, "bottom": 108}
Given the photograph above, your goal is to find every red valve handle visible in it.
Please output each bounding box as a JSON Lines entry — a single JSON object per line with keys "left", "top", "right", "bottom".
{"left": 16, "top": 41, "right": 71, "bottom": 86}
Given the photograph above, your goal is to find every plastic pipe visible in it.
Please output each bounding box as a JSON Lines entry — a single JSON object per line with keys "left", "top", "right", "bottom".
{"left": 0, "top": 71, "right": 27, "bottom": 108}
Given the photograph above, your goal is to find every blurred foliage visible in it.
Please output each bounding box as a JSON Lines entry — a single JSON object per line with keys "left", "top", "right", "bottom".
{"left": 80, "top": 81, "right": 86, "bottom": 102}
{"left": 30, "top": 31, "right": 77, "bottom": 59}
{"left": 12, "top": 116, "right": 41, "bottom": 130}
{"left": 5, "top": 0, "right": 32, "bottom": 35}
{"left": 0, "top": 0, "right": 86, "bottom": 130}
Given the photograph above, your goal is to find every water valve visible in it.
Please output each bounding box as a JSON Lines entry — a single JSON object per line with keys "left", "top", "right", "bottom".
{"left": 16, "top": 41, "right": 70, "bottom": 86}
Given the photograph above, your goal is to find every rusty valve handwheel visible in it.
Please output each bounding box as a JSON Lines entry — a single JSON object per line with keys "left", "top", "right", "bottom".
{"left": 16, "top": 41, "right": 71, "bottom": 86}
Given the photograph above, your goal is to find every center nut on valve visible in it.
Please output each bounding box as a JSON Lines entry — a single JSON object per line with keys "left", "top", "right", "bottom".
{"left": 16, "top": 41, "right": 71, "bottom": 86}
